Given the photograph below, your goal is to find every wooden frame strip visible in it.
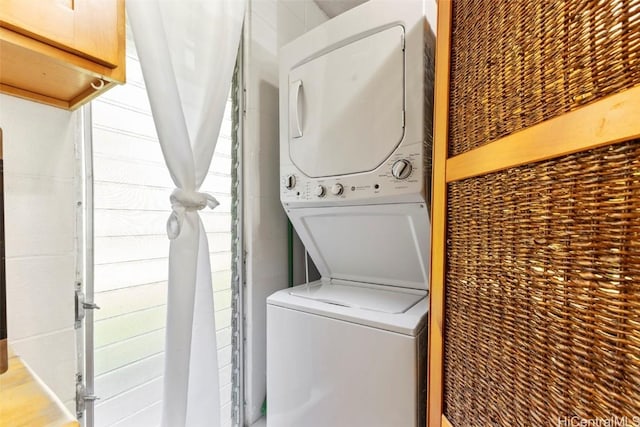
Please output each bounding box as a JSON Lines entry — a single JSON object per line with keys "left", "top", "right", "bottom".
{"left": 442, "top": 415, "right": 454, "bottom": 427}
{"left": 428, "top": 0, "right": 452, "bottom": 426}
{"left": 446, "top": 84, "right": 640, "bottom": 183}
{"left": 0, "top": 27, "right": 123, "bottom": 80}
{"left": 0, "top": 83, "right": 70, "bottom": 109}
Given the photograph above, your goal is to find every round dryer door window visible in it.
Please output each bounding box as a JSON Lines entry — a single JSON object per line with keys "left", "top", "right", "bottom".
{"left": 288, "top": 25, "right": 405, "bottom": 178}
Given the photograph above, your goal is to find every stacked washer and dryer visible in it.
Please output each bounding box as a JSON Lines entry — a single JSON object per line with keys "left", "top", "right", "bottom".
{"left": 266, "top": 1, "right": 435, "bottom": 426}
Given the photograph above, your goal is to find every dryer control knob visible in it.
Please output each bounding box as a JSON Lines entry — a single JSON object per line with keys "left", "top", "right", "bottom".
{"left": 284, "top": 174, "right": 296, "bottom": 190}
{"left": 392, "top": 159, "right": 412, "bottom": 180}
{"left": 315, "top": 185, "right": 326, "bottom": 198}
{"left": 331, "top": 183, "right": 344, "bottom": 196}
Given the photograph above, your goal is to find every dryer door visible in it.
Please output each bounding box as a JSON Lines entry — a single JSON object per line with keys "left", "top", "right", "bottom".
{"left": 288, "top": 25, "right": 405, "bottom": 178}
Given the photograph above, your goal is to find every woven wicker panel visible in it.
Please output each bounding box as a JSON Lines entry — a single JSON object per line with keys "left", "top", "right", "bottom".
{"left": 444, "top": 139, "right": 640, "bottom": 426}
{"left": 448, "top": 0, "right": 640, "bottom": 157}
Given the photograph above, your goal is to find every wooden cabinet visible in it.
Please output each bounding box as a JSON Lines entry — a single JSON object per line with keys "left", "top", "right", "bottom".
{"left": 0, "top": 0, "right": 125, "bottom": 110}
{"left": 428, "top": 1, "right": 640, "bottom": 426}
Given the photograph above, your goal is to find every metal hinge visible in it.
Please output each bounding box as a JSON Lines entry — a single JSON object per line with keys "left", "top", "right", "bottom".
{"left": 401, "top": 32, "right": 405, "bottom": 51}
{"left": 76, "top": 374, "right": 98, "bottom": 419}
{"left": 75, "top": 290, "right": 100, "bottom": 329}
{"left": 242, "top": 249, "right": 248, "bottom": 288}
{"left": 401, "top": 110, "right": 406, "bottom": 128}
{"left": 242, "top": 88, "right": 247, "bottom": 115}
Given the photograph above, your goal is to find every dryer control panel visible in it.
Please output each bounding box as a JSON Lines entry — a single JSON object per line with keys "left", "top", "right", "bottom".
{"left": 281, "top": 141, "right": 427, "bottom": 207}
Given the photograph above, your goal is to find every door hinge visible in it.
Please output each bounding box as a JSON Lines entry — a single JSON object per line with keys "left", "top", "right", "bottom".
{"left": 75, "top": 290, "right": 100, "bottom": 329}
{"left": 242, "top": 88, "right": 247, "bottom": 115}
{"left": 242, "top": 249, "right": 248, "bottom": 288}
{"left": 76, "top": 378, "right": 98, "bottom": 419}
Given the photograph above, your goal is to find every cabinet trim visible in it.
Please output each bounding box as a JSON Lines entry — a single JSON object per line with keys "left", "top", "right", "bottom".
{"left": 446, "top": 85, "right": 640, "bottom": 183}
{"left": 427, "top": 0, "right": 452, "bottom": 426}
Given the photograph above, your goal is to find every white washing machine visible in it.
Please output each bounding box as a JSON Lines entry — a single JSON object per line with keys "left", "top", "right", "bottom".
{"left": 267, "top": 279, "right": 428, "bottom": 427}
{"left": 267, "top": 1, "right": 435, "bottom": 426}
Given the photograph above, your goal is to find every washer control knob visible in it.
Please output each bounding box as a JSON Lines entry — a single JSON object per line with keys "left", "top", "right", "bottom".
{"left": 284, "top": 174, "right": 296, "bottom": 190}
{"left": 331, "top": 183, "right": 344, "bottom": 196}
{"left": 315, "top": 185, "right": 326, "bottom": 198}
{"left": 392, "top": 159, "right": 413, "bottom": 180}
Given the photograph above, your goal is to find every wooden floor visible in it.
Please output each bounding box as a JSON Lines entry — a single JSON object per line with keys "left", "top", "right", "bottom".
{"left": 0, "top": 348, "right": 79, "bottom": 427}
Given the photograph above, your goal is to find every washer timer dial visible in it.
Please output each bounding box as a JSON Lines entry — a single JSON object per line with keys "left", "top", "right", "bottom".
{"left": 391, "top": 159, "right": 413, "bottom": 180}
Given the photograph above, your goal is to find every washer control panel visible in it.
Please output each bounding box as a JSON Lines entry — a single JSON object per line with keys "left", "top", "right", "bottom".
{"left": 281, "top": 142, "right": 426, "bottom": 206}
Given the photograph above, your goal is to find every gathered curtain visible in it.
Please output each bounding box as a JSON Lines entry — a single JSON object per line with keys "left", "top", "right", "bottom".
{"left": 126, "top": 1, "right": 245, "bottom": 426}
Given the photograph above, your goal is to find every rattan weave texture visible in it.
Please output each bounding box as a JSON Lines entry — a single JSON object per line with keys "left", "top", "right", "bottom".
{"left": 444, "top": 139, "right": 640, "bottom": 426}
{"left": 448, "top": 0, "right": 640, "bottom": 157}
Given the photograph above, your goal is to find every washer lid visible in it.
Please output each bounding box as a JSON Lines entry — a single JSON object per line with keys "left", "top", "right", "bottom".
{"left": 287, "top": 25, "right": 405, "bottom": 178}
{"left": 267, "top": 280, "right": 429, "bottom": 336}
{"left": 290, "top": 281, "right": 425, "bottom": 314}
{"left": 287, "top": 203, "right": 430, "bottom": 291}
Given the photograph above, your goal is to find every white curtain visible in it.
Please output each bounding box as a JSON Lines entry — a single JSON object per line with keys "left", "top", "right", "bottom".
{"left": 126, "top": 1, "right": 245, "bottom": 426}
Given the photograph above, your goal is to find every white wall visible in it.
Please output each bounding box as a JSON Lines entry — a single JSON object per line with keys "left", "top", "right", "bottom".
{"left": 0, "top": 94, "right": 79, "bottom": 413}
{"left": 243, "top": 0, "right": 329, "bottom": 423}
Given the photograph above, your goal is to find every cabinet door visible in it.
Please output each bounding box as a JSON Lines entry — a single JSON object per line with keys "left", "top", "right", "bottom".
{"left": 0, "top": 0, "right": 121, "bottom": 68}
{"left": 428, "top": 1, "right": 640, "bottom": 426}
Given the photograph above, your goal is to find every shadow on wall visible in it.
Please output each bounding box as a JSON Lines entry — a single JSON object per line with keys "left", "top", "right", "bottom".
{"left": 259, "top": 79, "right": 320, "bottom": 286}
{"left": 257, "top": 80, "right": 281, "bottom": 199}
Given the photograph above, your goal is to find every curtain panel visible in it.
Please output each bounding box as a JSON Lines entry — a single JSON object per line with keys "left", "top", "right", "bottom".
{"left": 127, "top": 1, "right": 245, "bottom": 426}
